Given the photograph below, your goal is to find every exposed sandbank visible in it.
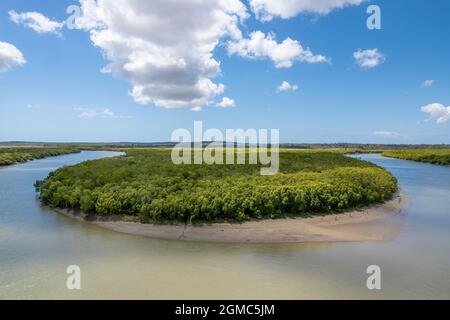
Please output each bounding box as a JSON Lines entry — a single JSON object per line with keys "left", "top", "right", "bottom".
{"left": 52, "top": 192, "right": 406, "bottom": 243}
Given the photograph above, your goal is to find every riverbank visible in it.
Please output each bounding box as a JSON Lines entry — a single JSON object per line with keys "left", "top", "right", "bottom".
{"left": 382, "top": 149, "right": 450, "bottom": 166}
{"left": 0, "top": 147, "right": 80, "bottom": 167}
{"left": 52, "top": 192, "right": 406, "bottom": 243}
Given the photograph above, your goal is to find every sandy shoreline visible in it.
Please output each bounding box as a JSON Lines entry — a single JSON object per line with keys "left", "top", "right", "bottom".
{"left": 52, "top": 192, "right": 407, "bottom": 243}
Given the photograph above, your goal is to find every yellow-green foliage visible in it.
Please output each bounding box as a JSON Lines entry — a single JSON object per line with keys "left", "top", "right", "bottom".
{"left": 0, "top": 147, "right": 80, "bottom": 167}
{"left": 382, "top": 149, "right": 450, "bottom": 165}
{"left": 38, "top": 149, "right": 397, "bottom": 223}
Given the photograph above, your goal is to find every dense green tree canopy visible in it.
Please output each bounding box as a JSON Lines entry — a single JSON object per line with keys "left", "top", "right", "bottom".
{"left": 37, "top": 149, "right": 397, "bottom": 223}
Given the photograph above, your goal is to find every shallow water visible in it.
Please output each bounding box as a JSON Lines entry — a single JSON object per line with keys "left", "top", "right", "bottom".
{"left": 0, "top": 152, "right": 449, "bottom": 299}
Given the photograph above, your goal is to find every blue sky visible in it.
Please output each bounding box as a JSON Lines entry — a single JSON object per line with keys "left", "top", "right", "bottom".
{"left": 0, "top": 0, "right": 449, "bottom": 143}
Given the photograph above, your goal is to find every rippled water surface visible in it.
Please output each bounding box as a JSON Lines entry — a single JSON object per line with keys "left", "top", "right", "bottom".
{"left": 0, "top": 152, "right": 449, "bottom": 299}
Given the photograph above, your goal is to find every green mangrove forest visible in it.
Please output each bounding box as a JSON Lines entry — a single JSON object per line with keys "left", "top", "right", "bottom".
{"left": 36, "top": 149, "right": 397, "bottom": 223}
{"left": 0, "top": 147, "right": 80, "bottom": 167}
{"left": 382, "top": 149, "right": 450, "bottom": 166}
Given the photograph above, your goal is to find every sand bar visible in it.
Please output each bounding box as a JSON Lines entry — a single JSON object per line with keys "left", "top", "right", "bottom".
{"left": 53, "top": 192, "right": 406, "bottom": 243}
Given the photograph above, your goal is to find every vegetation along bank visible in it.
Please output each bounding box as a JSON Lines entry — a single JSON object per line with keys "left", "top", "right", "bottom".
{"left": 0, "top": 147, "right": 80, "bottom": 167}
{"left": 36, "top": 149, "right": 398, "bottom": 224}
{"left": 382, "top": 149, "right": 450, "bottom": 166}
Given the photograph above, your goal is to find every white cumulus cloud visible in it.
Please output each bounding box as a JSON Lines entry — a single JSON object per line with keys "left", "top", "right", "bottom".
{"left": 70, "top": 0, "right": 248, "bottom": 109}
{"left": 190, "top": 106, "right": 203, "bottom": 112}
{"left": 0, "top": 41, "right": 26, "bottom": 73}
{"left": 353, "top": 48, "right": 385, "bottom": 68}
{"left": 371, "top": 131, "right": 402, "bottom": 138}
{"left": 421, "top": 103, "right": 450, "bottom": 124}
{"left": 75, "top": 107, "right": 128, "bottom": 119}
{"left": 277, "top": 81, "right": 298, "bottom": 92}
{"left": 9, "top": 10, "right": 64, "bottom": 35}
{"left": 227, "top": 31, "right": 328, "bottom": 68}
{"left": 249, "top": 0, "right": 363, "bottom": 21}
{"left": 19, "top": 1, "right": 330, "bottom": 109}
{"left": 216, "top": 97, "right": 236, "bottom": 108}
{"left": 421, "top": 80, "right": 434, "bottom": 88}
